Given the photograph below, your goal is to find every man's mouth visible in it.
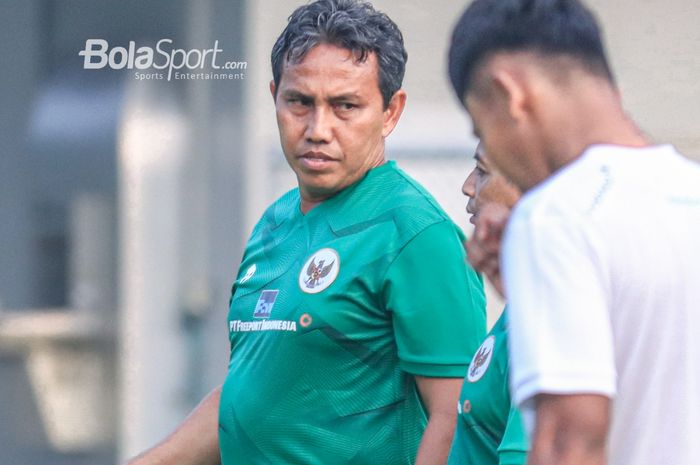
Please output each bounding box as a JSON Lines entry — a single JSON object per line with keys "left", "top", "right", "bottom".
{"left": 466, "top": 202, "right": 477, "bottom": 224}
{"left": 299, "top": 151, "right": 336, "bottom": 169}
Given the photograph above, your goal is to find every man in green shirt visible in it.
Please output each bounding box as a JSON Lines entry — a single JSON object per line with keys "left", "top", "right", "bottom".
{"left": 127, "top": 1, "right": 485, "bottom": 464}
{"left": 447, "top": 144, "right": 528, "bottom": 465}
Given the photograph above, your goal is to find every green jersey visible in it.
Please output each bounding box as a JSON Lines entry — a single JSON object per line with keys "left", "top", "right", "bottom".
{"left": 219, "top": 161, "right": 486, "bottom": 464}
{"left": 448, "top": 310, "right": 528, "bottom": 465}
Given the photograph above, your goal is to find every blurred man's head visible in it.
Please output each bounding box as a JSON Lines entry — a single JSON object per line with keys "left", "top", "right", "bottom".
{"left": 448, "top": 0, "right": 627, "bottom": 191}
{"left": 448, "top": 0, "right": 613, "bottom": 102}
{"left": 270, "top": 0, "right": 408, "bottom": 211}
{"left": 462, "top": 143, "right": 520, "bottom": 224}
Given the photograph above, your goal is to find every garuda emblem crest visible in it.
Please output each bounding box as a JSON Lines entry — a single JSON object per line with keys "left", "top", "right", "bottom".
{"left": 467, "top": 335, "right": 495, "bottom": 383}
{"left": 299, "top": 248, "right": 340, "bottom": 294}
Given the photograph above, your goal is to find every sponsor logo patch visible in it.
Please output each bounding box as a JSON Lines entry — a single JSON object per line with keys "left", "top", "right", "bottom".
{"left": 299, "top": 248, "right": 340, "bottom": 294}
{"left": 229, "top": 319, "right": 297, "bottom": 333}
{"left": 253, "top": 290, "right": 278, "bottom": 318}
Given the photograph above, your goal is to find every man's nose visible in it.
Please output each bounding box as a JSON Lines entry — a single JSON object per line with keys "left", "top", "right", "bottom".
{"left": 462, "top": 170, "right": 477, "bottom": 198}
{"left": 305, "top": 106, "right": 333, "bottom": 144}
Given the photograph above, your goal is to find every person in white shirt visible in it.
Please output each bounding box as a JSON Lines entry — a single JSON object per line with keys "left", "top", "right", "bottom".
{"left": 447, "top": 1, "right": 700, "bottom": 465}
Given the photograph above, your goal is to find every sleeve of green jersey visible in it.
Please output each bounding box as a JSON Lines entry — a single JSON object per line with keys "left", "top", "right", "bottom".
{"left": 497, "top": 405, "right": 529, "bottom": 465}
{"left": 383, "top": 220, "right": 487, "bottom": 377}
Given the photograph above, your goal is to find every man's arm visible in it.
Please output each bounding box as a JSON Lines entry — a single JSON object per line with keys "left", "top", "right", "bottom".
{"left": 413, "top": 376, "right": 463, "bottom": 465}
{"left": 125, "top": 386, "right": 222, "bottom": 465}
{"left": 527, "top": 394, "right": 610, "bottom": 465}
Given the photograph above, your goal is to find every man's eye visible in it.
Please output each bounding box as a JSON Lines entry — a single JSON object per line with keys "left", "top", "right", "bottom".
{"left": 288, "top": 97, "right": 310, "bottom": 106}
{"left": 335, "top": 102, "right": 356, "bottom": 111}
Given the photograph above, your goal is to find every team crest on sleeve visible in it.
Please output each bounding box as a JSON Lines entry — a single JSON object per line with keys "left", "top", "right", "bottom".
{"left": 253, "top": 290, "right": 279, "bottom": 318}
{"left": 467, "top": 335, "right": 495, "bottom": 383}
{"left": 299, "top": 248, "right": 340, "bottom": 294}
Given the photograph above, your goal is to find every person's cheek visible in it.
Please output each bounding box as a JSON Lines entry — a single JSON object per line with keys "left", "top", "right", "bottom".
{"left": 477, "top": 179, "right": 492, "bottom": 204}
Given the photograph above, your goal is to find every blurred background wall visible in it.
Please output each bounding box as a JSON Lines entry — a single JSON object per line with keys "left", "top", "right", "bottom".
{"left": 0, "top": 1, "right": 697, "bottom": 464}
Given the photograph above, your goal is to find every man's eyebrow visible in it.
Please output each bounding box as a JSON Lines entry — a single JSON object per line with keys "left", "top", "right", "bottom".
{"left": 328, "top": 93, "right": 361, "bottom": 103}
{"left": 280, "top": 89, "right": 311, "bottom": 99}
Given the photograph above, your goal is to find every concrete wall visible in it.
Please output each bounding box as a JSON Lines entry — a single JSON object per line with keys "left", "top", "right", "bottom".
{"left": 589, "top": 0, "right": 700, "bottom": 159}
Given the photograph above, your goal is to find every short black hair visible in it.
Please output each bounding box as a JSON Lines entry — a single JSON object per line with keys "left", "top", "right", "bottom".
{"left": 271, "top": 0, "right": 407, "bottom": 108}
{"left": 448, "top": 0, "right": 614, "bottom": 101}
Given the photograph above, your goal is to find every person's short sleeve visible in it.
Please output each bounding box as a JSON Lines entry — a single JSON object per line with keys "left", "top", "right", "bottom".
{"left": 383, "top": 220, "right": 487, "bottom": 377}
{"left": 503, "top": 207, "right": 616, "bottom": 410}
{"left": 497, "top": 405, "right": 528, "bottom": 465}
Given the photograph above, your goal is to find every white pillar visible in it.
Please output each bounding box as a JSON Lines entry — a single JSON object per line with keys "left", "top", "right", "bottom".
{"left": 117, "top": 78, "right": 191, "bottom": 461}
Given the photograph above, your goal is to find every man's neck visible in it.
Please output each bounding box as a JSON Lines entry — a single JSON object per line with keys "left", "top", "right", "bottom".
{"left": 300, "top": 197, "right": 324, "bottom": 214}
{"left": 544, "top": 82, "right": 651, "bottom": 175}
{"left": 299, "top": 158, "right": 387, "bottom": 214}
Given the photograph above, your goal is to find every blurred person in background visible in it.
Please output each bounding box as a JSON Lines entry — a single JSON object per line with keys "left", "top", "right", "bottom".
{"left": 447, "top": 143, "right": 528, "bottom": 465}
{"left": 449, "top": 1, "right": 700, "bottom": 464}
{"left": 127, "top": 1, "right": 486, "bottom": 464}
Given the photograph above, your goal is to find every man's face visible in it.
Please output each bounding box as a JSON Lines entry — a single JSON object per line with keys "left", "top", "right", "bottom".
{"left": 462, "top": 144, "right": 520, "bottom": 225}
{"left": 273, "top": 43, "right": 400, "bottom": 206}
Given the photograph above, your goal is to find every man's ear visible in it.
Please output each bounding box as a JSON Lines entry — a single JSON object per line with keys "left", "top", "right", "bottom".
{"left": 269, "top": 80, "right": 277, "bottom": 102}
{"left": 382, "top": 89, "right": 407, "bottom": 138}
{"left": 491, "top": 68, "right": 528, "bottom": 124}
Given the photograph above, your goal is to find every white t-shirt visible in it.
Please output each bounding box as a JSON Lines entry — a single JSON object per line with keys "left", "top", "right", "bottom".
{"left": 504, "top": 144, "right": 700, "bottom": 465}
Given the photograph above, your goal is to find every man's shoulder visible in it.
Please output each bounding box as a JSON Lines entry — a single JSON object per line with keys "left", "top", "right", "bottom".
{"left": 267, "top": 187, "right": 301, "bottom": 219}
{"left": 517, "top": 144, "right": 700, "bottom": 223}
{"left": 389, "top": 163, "right": 450, "bottom": 212}
{"left": 345, "top": 162, "right": 451, "bottom": 220}
{"left": 330, "top": 161, "right": 458, "bottom": 239}
{"left": 513, "top": 147, "right": 617, "bottom": 223}
{"left": 247, "top": 188, "right": 300, "bottom": 240}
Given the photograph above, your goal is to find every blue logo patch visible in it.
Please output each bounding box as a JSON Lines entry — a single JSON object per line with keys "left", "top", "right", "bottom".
{"left": 253, "top": 290, "right": 279, "bottom": 318}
